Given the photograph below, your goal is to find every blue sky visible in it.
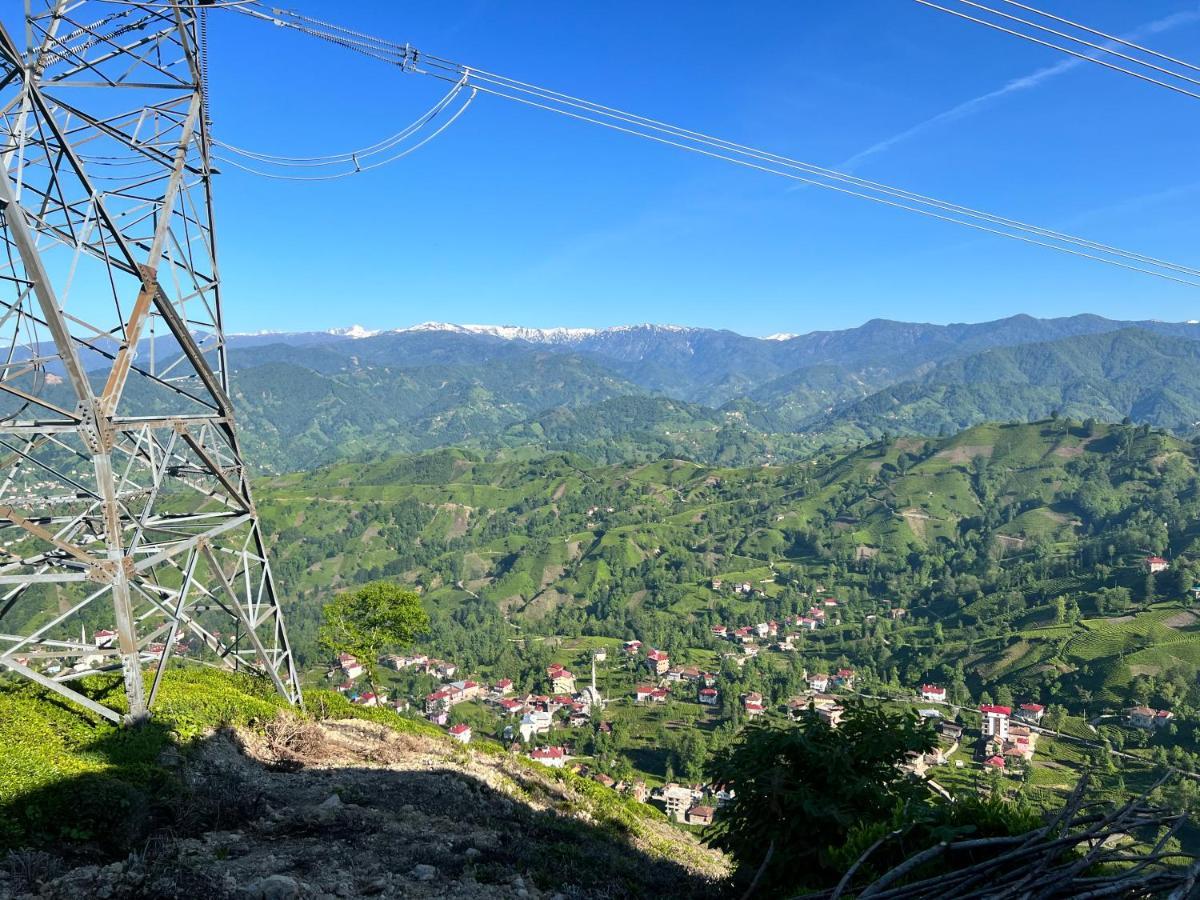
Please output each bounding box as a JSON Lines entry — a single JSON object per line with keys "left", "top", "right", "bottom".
{"left": 20, "top": 2, "right": 1200, "bottom": 335}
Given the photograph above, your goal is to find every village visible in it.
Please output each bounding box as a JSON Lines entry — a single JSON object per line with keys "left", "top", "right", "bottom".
{"left": 319, "top": 587, "right": 1184, "bottom": 828}
{"left": 6, "top": 559, "right": 1184, "bottom": 833}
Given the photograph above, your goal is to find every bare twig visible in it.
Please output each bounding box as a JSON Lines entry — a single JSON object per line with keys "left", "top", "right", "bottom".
{"left": 739, "top": 839, "right": 775, "bottom": 900}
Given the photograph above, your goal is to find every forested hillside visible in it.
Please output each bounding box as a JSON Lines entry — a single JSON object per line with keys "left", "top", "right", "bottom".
{"left": 205, "top": 315, "right": 1200, "bottom": 472}
{"left": 802, "top": 329, "right": 1200, "bottom": 441}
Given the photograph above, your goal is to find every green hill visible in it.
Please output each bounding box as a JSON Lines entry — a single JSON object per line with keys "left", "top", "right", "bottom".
{"left": 183, "top": 318, "right": 1200, "bottom": 473}
{"left": 258, "top": 419, "right": 1200, "bottom": 714}
{"left": 806, "top": 329, "right": 1200, "bottom": 441}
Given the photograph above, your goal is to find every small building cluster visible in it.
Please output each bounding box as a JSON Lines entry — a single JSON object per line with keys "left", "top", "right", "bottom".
{"left": 1127, "top": 706, "right": 1173, "bottom": 730}
{"left": 652, "top": 781, "right": 735, "bottom": 825}
{"left": 978, "top": 704, "right": 1038, "bottom": 771}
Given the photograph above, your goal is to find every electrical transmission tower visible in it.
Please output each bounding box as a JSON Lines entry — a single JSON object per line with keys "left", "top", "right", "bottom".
{"left": 0, "top": 0, "right": 300, "bottom": 723}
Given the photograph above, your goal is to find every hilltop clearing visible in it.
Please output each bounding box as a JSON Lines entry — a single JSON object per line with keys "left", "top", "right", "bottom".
{"left": 0, "top": 669, "right": 724, "bottom": 899}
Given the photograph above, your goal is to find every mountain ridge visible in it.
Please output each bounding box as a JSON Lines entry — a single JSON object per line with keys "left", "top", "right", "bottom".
{"left": 202, "top": 313, "right": 1200, "bottom": 472}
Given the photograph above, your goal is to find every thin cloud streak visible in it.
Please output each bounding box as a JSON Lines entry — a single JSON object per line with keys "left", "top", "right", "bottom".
{"left": 1064, "top": 178, "right": 1200, "bottom": 227}
{"left": 835, "top": 6, "right": 1200, "bottom": 173}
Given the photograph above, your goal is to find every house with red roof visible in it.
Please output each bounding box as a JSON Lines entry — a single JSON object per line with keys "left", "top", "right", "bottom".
{"left": 646, "top": 648, "right": 670, "bottom": 676}
{"left": 426, "top": 689, "right": 451, "bottom": 716}
{"left": 980, "top": 705, "right": 1012, "bottom": 740}
{"left": 699, "top": 687, "right": 719, "bottom": 706}
{"left": 549, "top": 667, "right": 576, "bottom": 693}
{"left": 919, "top": 684, "right": 947, "bottom": 703}
{"left": 1146, "top": 556, "right": 1170, "bottom": 574}
{"left": 529, "top": 746, "right": 569, "bottom": 768}
{"left": 1015, "top": 703, "right": 1044, "bottom": 723}
{"left": 94, "top": 629, "right": 117, "bottom": 649}
{"left": 743, "top": 692, "right": 765, "bottom": 718}
{"left": 448, "top": 723, "right": 472, "bottom": 744}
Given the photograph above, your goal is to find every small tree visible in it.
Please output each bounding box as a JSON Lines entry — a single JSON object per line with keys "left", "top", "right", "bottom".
{"left": 319, "top": 581, "right": 430, "bottom": 695}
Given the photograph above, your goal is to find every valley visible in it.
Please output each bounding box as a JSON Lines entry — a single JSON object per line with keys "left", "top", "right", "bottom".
{"left": 257, "top": 417, "right": 1200, "bottom": 818}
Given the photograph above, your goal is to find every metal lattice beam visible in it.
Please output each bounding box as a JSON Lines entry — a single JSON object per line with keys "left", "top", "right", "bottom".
{"left": 0, "top": 0, "right": 300, "bottom": 722}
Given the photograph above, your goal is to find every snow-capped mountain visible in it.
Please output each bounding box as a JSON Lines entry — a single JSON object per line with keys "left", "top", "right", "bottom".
{"left": 396, "top": 322, "right": 597, "bottom": 343}
{"left": 329, "top": 325, "right": 381, "bottom": 339}
{"left": 394, "top": 321, "right": 699, "bottom": 345}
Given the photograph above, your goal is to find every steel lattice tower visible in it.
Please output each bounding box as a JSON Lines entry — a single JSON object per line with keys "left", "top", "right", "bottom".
{"left": 0, "top": 0, "right": 300, "bottom": 722}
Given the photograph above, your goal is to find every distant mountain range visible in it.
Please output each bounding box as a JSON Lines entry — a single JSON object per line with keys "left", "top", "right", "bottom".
{"left": 212, "top": 315, "right": 1200, "bottom": 471}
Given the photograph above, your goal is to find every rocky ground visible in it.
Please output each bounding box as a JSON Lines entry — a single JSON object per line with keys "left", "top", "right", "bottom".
{"left": 2, "top": 717, "right": 727, "bottom": 899}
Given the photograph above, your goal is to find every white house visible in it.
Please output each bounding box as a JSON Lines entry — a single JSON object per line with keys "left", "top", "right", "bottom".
{"left": 529, "top": 746, "right": 569, "bottom": 768}
{"left": 919, "top": 684, "right": 947, "bottom": 703}
{"left": 94, "top": 629, "right": 117, "bottom": 649}
{"left": 519, "top": 710, "right": 553, "bottom": 742}
{"left": 1015, "top": 703, "right": 1044, "bottom": 723}
{"left": 980, "top": 705, "right": 1011, "bottom": 740}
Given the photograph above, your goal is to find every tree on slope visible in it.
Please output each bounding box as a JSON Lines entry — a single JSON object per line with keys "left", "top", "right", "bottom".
{"left": 706, "top": 702, "right": 936, "bottom": 895}
{"left": 319, "top": 581, "right": 430, "bottom": 696}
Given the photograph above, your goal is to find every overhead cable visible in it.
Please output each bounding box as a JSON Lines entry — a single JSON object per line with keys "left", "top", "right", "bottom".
{"left": 212, "top": 79, "right": 475, "bottom": 181}
{"left": 993, "top": 0, "right": 1200, "bottom": 74}
{"left": 914, "top": 0, "right": 1200, "bottom": 101}
{"left": 227, "top": 2, "right": 1200, "bottom": 286}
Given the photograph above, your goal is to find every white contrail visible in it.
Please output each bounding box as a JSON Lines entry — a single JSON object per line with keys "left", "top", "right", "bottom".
{"left": 836, "top": 6, "right": 1200, "bottom": 172}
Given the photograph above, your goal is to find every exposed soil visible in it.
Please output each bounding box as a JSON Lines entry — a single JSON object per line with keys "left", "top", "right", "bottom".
{"left": 10, "top": 719, "right": 726, "bottom": 899}
{"left": 1163, "top": 610, "right": 1199, "bottom": 629}
{"left": 935, "top": 444, "right": 994, "bottom": 464}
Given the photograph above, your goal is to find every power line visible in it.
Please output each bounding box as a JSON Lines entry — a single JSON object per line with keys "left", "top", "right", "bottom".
{"left": 435, "top": 63, "right": 1199, "bottom": 279}
{"left": 213, "top": 76, "right": 471, "bottom": 171}
{"left": 213, "top": 82, "right": 476, "bottom": 181}
{"left": 946, "top": 0, "right": 1200, "bottom": 90}
{"left": 993, "top": 0, "right": 1200, "bottom": 75}
{"left": 914, "top": 0, "right": 1200, "bottom": 101}
{"left": 228, "top": 3, "right": 1200, "bottom": 286}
